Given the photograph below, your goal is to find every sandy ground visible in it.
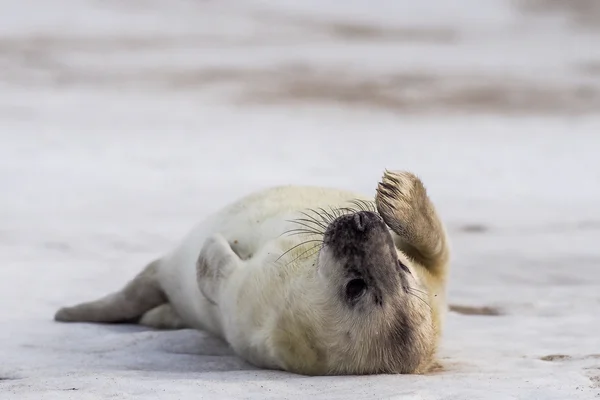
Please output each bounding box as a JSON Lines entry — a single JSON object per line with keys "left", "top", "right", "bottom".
{"left": 1, "top": 0, "right": 599, "bottom": 399}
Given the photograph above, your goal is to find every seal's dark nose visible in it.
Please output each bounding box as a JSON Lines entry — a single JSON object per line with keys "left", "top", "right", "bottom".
{"left": 323, "top": 210, "right": 386, "bottom": 245}
{"left": 353, "top": 211, "right": 379, "bottom": 232}
{"left": 354, "top": 212, "right": 366, "bottom": 231}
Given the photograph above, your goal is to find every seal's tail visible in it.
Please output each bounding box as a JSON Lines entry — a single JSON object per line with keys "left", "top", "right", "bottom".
{"left": 54, "top": 259, "right": 167, "bottom": 324}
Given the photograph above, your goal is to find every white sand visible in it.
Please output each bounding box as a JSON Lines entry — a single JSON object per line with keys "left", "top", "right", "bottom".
{"left": 1, "top": 0, "right": 599, "bottom": 398}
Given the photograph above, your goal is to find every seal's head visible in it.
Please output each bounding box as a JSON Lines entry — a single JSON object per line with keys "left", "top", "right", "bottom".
{"left": 315, "top": 210, "right": 435, "bottom": 375}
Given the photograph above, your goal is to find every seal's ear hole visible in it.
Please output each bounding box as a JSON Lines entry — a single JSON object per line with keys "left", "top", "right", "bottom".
{"left": 397, "top": 260, "right": 411, "bottom": 275}
{"left": 346, "top": 279, "right": 367, "bottom": 300}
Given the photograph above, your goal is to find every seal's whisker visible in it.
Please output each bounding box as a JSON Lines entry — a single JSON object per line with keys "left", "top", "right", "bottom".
{"left": 408, "top": 287, "right": 428, "bottom": 296}
{"left": 317, "top": 207, "right": 337, "bottom": 225}
{"left": 338, "top": 206, "right": 360, "bottom": 215}
{"left": 292, "top": 216, "right": 327, "bottom": 231}
{"left": 287, "top": 219, "right": 326, "bottom": 232}
{"left": 305, "top": 245, "right": 322, "bottom": 258}
{"left": 283, "top": 227, "right": 324, "bottom": 235}
{"left": 408, "top": 294, "right": 431, "bottom": 312}
{"left": 367, "top": 201, "right": 377, "bottom": 213}
{"left": 281, "top": 229, "right": 324, "bottom": 238}
{"left": 276, "top": 239, "right": 324, "bottom": 262}
{"left": 349, "top": 200, "right": 364, "bottom": 212}
{"left": 328, "top": 206, "right": 339, "bottom": 218}
{"left": 350, "top": 199, "right": 377, "bottom": 213}
{"left": 298, "top": 212, "right": 329, "bottom": 230}
{"left": 407, "top": 289, "right": 432, "bottom": 311}
{"left": 349, "top": 199, "right": 370, "bottom": 212}
{"left": 285, "top": 243, "right": 323, "bottom": 266}
{"left": 329, "top": 206, "right": 345, "bottom": 219}
{"left": 290, "top": 218, "right": 327, "bottom": 229}
{"left": 407, "top": 287, "right": 427, "bottom": 297}
{"left": 365, "top": 199, "right": 377, "bottom": 212}
{"left": 306, "top": 208, "right": 331, "bottom": 227}
{"left": 369, "top": 200, "right": 377, "bottom": 212}
{"left": 311, "top": 208, "right": 330, "bottom": 225}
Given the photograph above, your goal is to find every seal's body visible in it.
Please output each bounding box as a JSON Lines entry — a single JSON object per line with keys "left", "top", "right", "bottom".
{"left": 55, "top": 171, "right": 450, "bottom": 375}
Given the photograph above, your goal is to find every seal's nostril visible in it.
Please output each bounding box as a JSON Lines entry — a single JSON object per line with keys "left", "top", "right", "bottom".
{"left": 354, "top": 212, "right": 366, "bottom": 231}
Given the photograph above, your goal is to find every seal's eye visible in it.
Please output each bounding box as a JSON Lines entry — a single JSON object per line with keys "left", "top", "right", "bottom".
{"left": 397, "top": 260, "right": 411, "bottom": 275}
{"left": 345, "top": 279, "right": 367, "bottom": 300}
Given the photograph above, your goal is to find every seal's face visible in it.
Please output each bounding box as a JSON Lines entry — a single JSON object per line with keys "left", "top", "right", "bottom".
{"left": 316, "top": 210, "right": 435, "bottom": 374}
{"left": 321, "top": 211, "right": 407, "bottom": 309}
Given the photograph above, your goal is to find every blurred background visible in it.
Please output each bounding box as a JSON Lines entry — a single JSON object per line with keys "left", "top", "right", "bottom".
{"left": 1, "top": 0, "right": 599, "bottom": 397}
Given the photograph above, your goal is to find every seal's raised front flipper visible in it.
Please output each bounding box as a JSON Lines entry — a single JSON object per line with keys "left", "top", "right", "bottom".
{"left": 54, "top": 260, "right": 167, "bottom": 324}
{"left": 375, "top": 170, "right": 450, "bottom": 281}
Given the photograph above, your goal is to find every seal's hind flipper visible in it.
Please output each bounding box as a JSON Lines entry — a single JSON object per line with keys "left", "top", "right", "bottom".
{"left": 54, "top": 260, "right": 167, "bottom": 324}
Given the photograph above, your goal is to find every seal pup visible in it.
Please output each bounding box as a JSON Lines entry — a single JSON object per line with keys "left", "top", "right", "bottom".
{"left": 54, "top": 170, "right": 450, "bottom": 375}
